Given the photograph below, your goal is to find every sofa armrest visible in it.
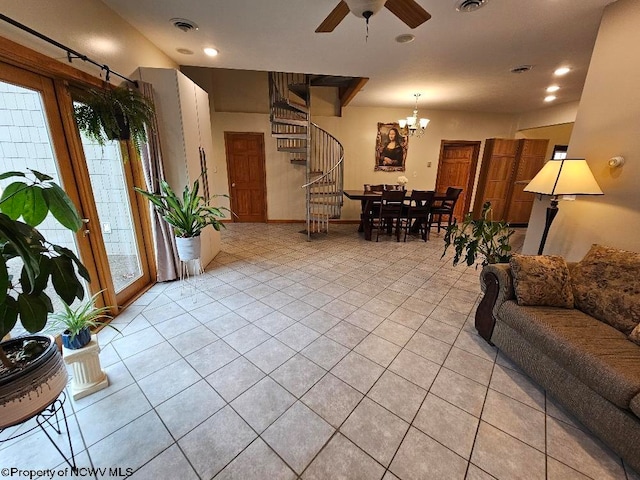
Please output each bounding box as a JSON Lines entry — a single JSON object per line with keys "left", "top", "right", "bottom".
{"left": 475, "top": 264, "right": 515, "bottom": 343}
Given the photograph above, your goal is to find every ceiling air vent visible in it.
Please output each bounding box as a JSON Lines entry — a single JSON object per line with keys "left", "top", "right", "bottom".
{"left": 455, "top": 0, "right": 489, "bottom": 12}
{"left": 510, "top": 65, "right": 533, "bottom": 74}
{"left": 171, "top": 18, "right": 199, "bottom": 33}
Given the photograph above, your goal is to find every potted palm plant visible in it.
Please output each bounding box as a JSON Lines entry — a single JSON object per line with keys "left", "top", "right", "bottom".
{"left": 73, "top": 85, "right": 154, "bottom": 155}
{"left": 0, "top": 170, "right": 90, "bottom": 428}
{"left": 134, "top": 177, "right": 229, "bottom": 262}
{"left": 48, "top": 291, "right": 119, "bottom": 350}
{"left": 442, "top": 201, "right": 514, "bottom": 268}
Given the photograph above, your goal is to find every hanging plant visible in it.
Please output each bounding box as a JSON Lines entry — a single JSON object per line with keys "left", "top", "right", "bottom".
{"left": 73, "top": 85, "right": 155, "bottom": 155}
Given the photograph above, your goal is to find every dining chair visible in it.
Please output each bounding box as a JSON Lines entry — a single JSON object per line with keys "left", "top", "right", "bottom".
{"left": 400, "top": 190, "right": 435, "bottom": 242}
{"left": 429, "top": 187, "right": 463, "bottom": 233}
{"left": 370, "top": 189, "right": 406, "bottom": 242}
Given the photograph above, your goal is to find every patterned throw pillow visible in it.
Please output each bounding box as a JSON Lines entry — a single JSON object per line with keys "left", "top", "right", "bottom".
{"left": 509, "top": 254, "right": 574, "bottom": 308}
{"left": 571, "top": 244, "right": 640, "bottom": 335}
{"left": 630, "top": 323, "right": 640, "bottom": 346}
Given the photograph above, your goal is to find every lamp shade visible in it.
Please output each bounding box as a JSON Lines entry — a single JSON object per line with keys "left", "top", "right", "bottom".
{"left": 524, "top": 158, "right": 603, "bottom": 196}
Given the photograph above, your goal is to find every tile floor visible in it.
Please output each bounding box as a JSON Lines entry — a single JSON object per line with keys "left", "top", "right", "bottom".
{"left": 2, "top": 223, "right": 638, "bottom": 480}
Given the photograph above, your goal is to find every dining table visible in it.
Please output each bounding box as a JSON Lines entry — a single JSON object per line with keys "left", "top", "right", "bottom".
{"left": 343, "top": 189, "right": 447, "bottom": 241}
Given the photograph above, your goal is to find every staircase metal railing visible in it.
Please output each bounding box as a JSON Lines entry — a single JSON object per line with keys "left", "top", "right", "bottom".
{"left": 268, "top": 71, "right": 344, "bottom": 240}
{"left": 303, "top": 123, "right": 344, "bottom": 238}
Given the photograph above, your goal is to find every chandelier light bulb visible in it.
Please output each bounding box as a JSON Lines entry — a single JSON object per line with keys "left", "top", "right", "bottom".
{"left": 399, "top": 93, "right": 429, "bottom": 138}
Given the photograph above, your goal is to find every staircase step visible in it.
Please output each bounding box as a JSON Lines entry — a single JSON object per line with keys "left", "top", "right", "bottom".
{"left": 288, "top": 83, "right": 309, "bottom": 101}
{"left": 309, "top": 181, "right": 337, "bottom": 187}
{"left": 290, "top": 158, "right": 307, "bottom": 165}
{"left": 273, "top": 99, "right": 309, "bottom": 114}
{"left": 272, "top": 133, "right": 307, "bottom": 140}
{"left": 272, "top": 117, "right": 308, "bottom": 127}
{"left": 309, "top": 188, "right": 342, "bottom": 197}
{"left": 279, "top": 147, "right": 307, "bottom": 153}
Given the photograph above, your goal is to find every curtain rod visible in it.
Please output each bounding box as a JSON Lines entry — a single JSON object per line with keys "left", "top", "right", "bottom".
{"left": 0, "top": 13, "right": 138, "bottom": 87}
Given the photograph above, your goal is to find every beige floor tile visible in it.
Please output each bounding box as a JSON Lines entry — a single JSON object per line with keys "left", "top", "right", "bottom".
{"left": 405, "top": 331, "right": 451, "bottom": 364}
{"left": 302, "top": 434, "right": 385, "bottom": 480}
{"left": 481, "top": 390, "right": 546, "bottom": 452}
{"left": 354, "top": 333, "right": 402, "bottom": 367}
{"left": 390, "top": 427, "right": 468, "bottom": 480}
{"left": 368, "top": 370, "right": 427, "bottom": 422}
{"left": 430, "top": 368, "right": 488, "bottom": 417}
{"left": 262, "top": 402, "right": 334, "bottom": 474}
{"left": 372, "top": 319, "right": 415, "bottom": 346}
{"left": 341, "top": 398, "right": 409, "bottom": 466}
{"left": 471, "top": 422, "right": 545, "bottom": 480}
{"left": 546, "top": 417, "right": 625, "bottom": 480}
{"left": 489, "top": 364, "right": 545, "bottom": 412}
{"left": 215, "top": 439, "right": 295, "bottom": 480}
{"left": 331, "top": 351, "right": 384, "bottom": 394}
{"left": 271, "top": 354, "right": 326, "bottom": 397}
{"left": 388, "top": 349, "right": 440, "bottom": 390}
{"left": 301, "top": 374, "right": 363, "bottom": 428}
{"left": 547, "top": 457, "right": 592, "bottom": 480}
{"left": 414, "top": 394, "right": 479, "bottom": 459}
{"left": 444, "top": 347, "right": 494, "bottom": 386}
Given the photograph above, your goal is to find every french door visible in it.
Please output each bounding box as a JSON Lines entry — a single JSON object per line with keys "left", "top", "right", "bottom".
{"left": 0, "top": 62, "right": 153, "bottom": 320}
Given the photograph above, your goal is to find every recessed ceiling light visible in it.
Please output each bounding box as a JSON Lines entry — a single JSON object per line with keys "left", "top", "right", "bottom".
{"left": 176, "top": 48, "right": 194, "bottom": 55}
{"left": 204, "top": 47, "right": 219, "bottom": 57}
{"left": 554, "top": 67, "right": 571, "bottom": 76}
{"left": 544, "top": 95, "right": 557, "bottom": 102}
{"left": 395, "top": 34, "right": 415, "bottom": 44}
{"left": 546, "top": 85, "right": 560, "bottom": 93}
{"left": 510, "top": 65, "right": 533, "bottom": 74}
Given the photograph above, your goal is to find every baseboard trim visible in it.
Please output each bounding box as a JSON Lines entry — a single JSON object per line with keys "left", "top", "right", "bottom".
{"left": 265, "top": 219, "right": 361, "bottom": 224}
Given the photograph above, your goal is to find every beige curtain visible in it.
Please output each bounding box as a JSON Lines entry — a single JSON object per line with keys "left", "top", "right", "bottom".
{"left": 137, "top": 81, "right": 180, "bottom": 282}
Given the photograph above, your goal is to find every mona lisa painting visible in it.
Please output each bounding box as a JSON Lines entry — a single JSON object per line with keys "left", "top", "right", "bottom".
{"left": 375, "top": 122, "right": 408, "bottom": 172}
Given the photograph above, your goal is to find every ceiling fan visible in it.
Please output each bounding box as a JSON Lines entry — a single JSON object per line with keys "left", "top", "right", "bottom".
{"left": 316, "top": 0, "right": 431, "bottom": 33}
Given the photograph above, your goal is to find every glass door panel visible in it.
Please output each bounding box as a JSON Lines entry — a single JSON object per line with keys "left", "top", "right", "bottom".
{"left": 0, "top": 76, "right": 89, "bottom": 336}
{"left": 78, "top": 131, "right": 145, "bottom": 295}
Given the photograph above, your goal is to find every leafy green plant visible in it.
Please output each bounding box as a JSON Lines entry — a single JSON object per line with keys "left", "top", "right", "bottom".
{"left": 48, "top": 291, "right": 119, "bottom": 341}
{"left": 134, "top": 177, "right": 229, "bottom": 238}
{"left": 442, "top": 201, "right": 514, "bottom": 267}
{"left": 73, "top": 86, "right": 154, "bottom": 154}
{"left": 0, "top": 170, "right": 89, "bottom": 368}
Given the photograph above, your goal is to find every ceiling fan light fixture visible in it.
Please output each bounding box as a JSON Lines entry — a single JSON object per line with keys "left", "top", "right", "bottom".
{"left": 455, "top": 0, "right": 489, "bottom": 13}
{"left": 344, "top": 0, "right": 386, "bottom": 18}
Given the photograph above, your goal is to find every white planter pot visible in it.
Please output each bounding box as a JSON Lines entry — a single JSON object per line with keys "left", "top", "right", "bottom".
{"left": 175, "top": 236, "right": 201, "bottom": 261}
{"left": 0, "top": 335, "right": 68, "bottom": 429}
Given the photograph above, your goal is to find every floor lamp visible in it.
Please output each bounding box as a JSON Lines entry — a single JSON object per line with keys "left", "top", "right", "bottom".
{"left": 524, "top": 158, "right": 603, "bottom": 255}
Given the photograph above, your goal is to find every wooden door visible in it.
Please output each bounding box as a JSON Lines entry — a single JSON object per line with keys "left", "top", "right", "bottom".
{"left": 435, "top": 141, "right": 481, "bottom": 222}
{"left": 472, "top": 138, "right": 520, "bottom": 220}
{"left": 506, "top": 139, "right": 548, "bottom": 224}
{"left": 224, "top": 132, "right": 267, "bottom": 222}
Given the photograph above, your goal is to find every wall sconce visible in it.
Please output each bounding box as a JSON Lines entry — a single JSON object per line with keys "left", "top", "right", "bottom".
{"left": 608, "top": 156, "right": 625, "bottom": 168}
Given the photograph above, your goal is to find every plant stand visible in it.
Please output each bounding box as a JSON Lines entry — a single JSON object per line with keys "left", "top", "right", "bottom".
{"left": 0, "top": 391, "right": 76, "bottom": 469}
{"left": 180, "top": 258, "right": 203, "bottom": 301}
{"left": 62, "top": 335, "right": 108, "bottom": 401}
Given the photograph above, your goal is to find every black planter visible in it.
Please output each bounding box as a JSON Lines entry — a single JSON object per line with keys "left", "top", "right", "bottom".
{"left": 101, "top": 111, "right": 130, "bottom": 141}
{"left": 61, "top": 327, "right": 91, "bottom": 350}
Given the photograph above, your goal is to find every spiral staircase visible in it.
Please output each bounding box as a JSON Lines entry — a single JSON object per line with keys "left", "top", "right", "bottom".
{"left": 268, "top": 72, "right": 345, "bottom": 240}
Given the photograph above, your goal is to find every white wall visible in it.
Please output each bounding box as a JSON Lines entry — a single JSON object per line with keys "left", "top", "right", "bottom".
{"left": 1, "top": 0, "right": 176, "bottom": 80}
{"left": 523, "top": 0, "right": 640, "bottom": 259}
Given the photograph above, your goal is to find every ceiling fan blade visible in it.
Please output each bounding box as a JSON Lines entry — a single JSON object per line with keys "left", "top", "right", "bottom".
{"left": 316, "top": 1, "right": 350, "bottom": 33}
{"left": 385, "top": 0, "right": 431, "bottom": 29}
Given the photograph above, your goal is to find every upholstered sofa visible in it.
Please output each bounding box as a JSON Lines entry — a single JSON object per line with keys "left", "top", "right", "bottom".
{"left": 475, "top": 245, "right": 640, "bottom": 472}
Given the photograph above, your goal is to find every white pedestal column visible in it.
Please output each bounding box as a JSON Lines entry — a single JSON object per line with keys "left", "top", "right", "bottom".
{"left": 62, "top": 335, "right": 109, "bottom": 400}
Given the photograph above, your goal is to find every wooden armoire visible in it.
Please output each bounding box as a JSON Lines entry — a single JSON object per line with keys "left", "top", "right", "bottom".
{"left": 472, "top": 138, "right": 548, "bottom": 225}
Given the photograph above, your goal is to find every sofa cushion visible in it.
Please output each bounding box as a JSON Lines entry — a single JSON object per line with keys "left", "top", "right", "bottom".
{"left": 498, "top": 300, "right": 640, "bottom": 409}
{"left": 571, "top": 244, "right": 640, "bottom": 335}
{"left": 510, "top": 254, "right": 574, "bottom": 308}
{"left": 632, "top": 394, "right": 640, "bottom": 419}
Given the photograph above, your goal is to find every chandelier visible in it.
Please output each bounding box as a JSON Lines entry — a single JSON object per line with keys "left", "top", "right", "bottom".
{"left": 398, "top": 93, "right": 430, "bottom": 137}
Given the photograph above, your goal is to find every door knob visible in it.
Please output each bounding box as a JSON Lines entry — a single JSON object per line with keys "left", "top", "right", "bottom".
{"left": 231, "top": 183, "right": 236, "bottom": 187}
